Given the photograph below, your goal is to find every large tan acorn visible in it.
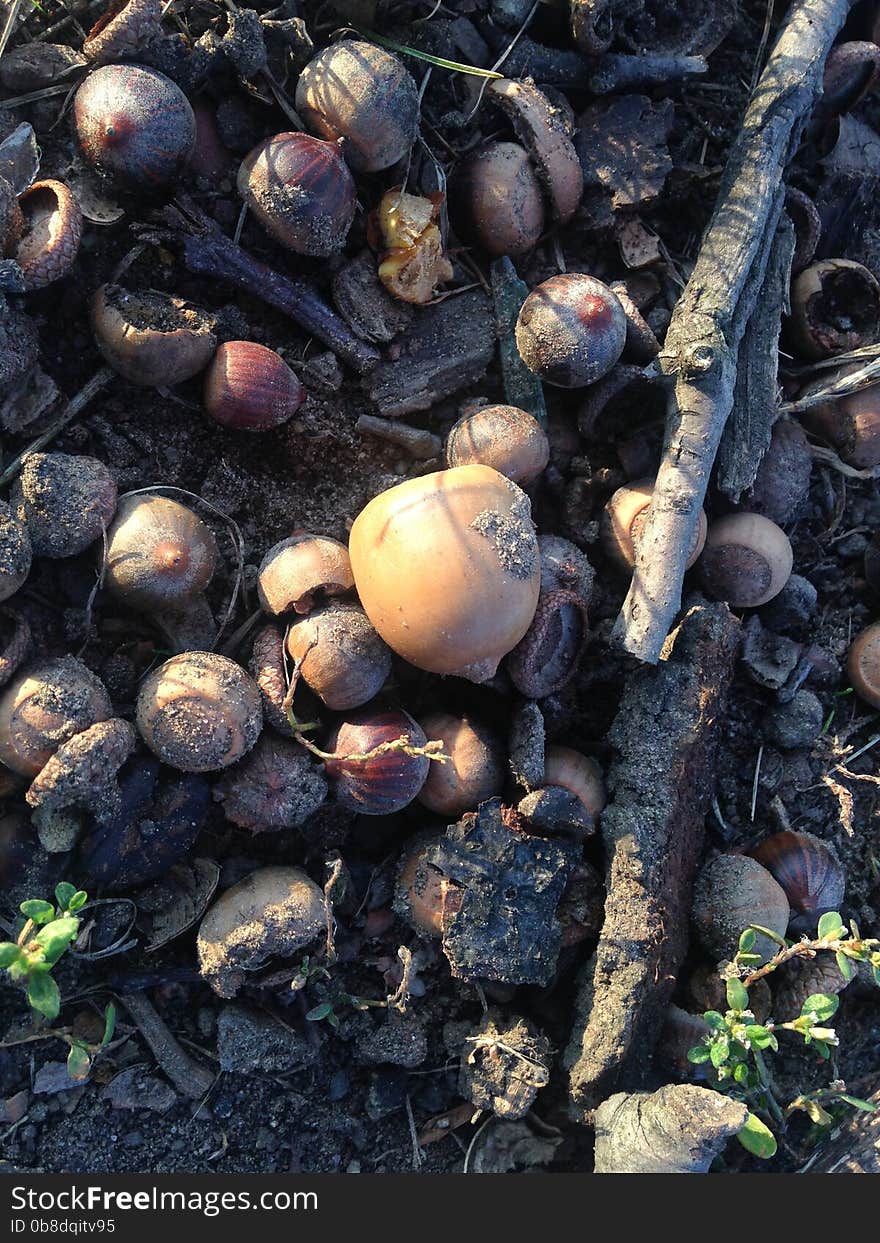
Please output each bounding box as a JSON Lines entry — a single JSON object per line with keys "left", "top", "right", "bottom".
{"left": 348, "top": 465, "right": 541, "bottom": 682}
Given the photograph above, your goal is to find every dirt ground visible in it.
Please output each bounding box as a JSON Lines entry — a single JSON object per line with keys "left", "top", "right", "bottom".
{"left": 1, "top": 0, "right": 879, "bottom": 1175}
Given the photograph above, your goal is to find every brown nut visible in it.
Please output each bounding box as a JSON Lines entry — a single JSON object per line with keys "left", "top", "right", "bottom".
{"left": 14, "top": 180, "right": 83, "bottom": 292}
{"left": 394, "top": 833, "right": 455, "bottom": 936}
{"left": 238, "top": 132, "right": 356, "bottom": 258}
{"left": 451, "top": 142, "right": 545, "bottom": 257}
{"left": 786, "top": 259, "right": 880, "bottom": 360}
{"left": 12, "top": 452, "right": 117, "bottom": 559}
{"left": 486, "top": 78, "right": 583, "bottom": 224}
{"left": 847, "top": 621, "right": 880, "bottom": 709}
{"left": 257, "top": 533, "right": 354, "bottom": 617}
{"left": 516, "top": 274, "right": 627, "bottom": 388}
{"left": 0, "top": 655, "right": 112, "bottom": 777}
{"left": 213, "top": 734, "right": 327, "bottom": 833}
{"left": 105, "top": 494, "right": 217, "bottom": 610}
{"left": 799, "top": 363, "right": 880, "bottom": 469}
{"left": 197, "top": 865, "right": 325, "bottom": 997}
{"left": 0, "top": 500, "right": 31, "bottom": 603}
{"left": 204, "top": 341, "right": 305, "bottom": 432}
{"left": 749, "top": 830, "right": 845, "bottom": 921}
{"left": 602, "top": 477, "right": 707, "bottom": 572}
{"left": 285, "top": 601, "right": 392, "bottom": 711}
{"left": 543, "top": 745, "right": 606, "bottom": 821}
{"left": 735, "top": 420, "right": 812, "bottom": 525}
{"left": 91, "top": 284, "right": 217, "bottom": 387}
{"left": 695, "top": 513, "right": 793, "bottom": 608}
{"left": 445, "top": 404, "right": 549, "bottom": 484}
{"left": 692, "top": 854, "right": 790, "bottom": 963}
{"left": 324, "top": 708, "right": 430, "bottom": 815}
{"left": 416, "top": 713, "right": 506, "bottom": 816}
{"left": 250, "top": 622, "right": 293, "bottom": 735}
{"left": 82, "top": 0, "right": 162, "bottom": 64}
{"left": 348, "top": 465, "right": 541, "bottom": 682}
{"left": 136, "top": 651, "right": 262, "bottom": 772}
{"left": 295, "top": 40, "right": 419, "bottom": 174}
{"left": 0, "top": 606, "right": 32, "bottom": 689}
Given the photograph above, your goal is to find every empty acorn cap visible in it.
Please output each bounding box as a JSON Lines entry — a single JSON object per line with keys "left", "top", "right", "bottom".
{"left": 487, "top": 78, "right": 583, "bottom": 224}
{"left": 14, "top": 180, "right": 83, "bottom": 292}
{"left": 197, "top": 865, "right": 326, "bottom": 997}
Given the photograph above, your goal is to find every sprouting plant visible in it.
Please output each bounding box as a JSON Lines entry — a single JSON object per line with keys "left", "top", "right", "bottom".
{"left": 0, "top": 884, "right": 88, "bottom": 1021}
{"left": 688, "top": 911, "right": 880, "bottom": 1160}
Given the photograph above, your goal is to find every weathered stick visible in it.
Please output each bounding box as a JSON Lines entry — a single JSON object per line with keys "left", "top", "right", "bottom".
{"left": 613, "top": 0, "right": 854, "bottom": 664}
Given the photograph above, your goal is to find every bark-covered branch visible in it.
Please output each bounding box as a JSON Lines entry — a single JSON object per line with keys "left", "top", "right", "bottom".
{"left": 613, "top": 0, "right": 854, "bottom": 664}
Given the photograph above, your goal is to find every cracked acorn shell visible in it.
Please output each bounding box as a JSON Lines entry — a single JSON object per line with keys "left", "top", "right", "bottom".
{"left": 91, "top": 284, "right": 217, "bottom": 387}
{"left": 136, "top": 651, "right": 262, "bottom": 773}
{"left": 295, "top": 40, "right": 419, "bottom": 174}
{"left": 198, "top": 865, "right": 325, "bottom": 998}
{"left": 348, "top": 465, "right": 541, "bottom": 683}
{"left": 0, "top": 655, "right": 112, "bottom": 777}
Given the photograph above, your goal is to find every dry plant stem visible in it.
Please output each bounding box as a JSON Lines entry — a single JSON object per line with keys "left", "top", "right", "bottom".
{"left": 780, "top": 354, "right": 880, "bottom": 415}
{"left": 613, "top": 0, "right": 854, "bottom": 664}
{"left": 142, "top": 200, "right": 380, "bottom": 375}
{"left": 0, "top": 368, "right": 113, "bottom": 490}
{"left": 118, "top": 991, "right": 215, "bottom": 1100}
{"left": 741, "top": 932, "right": 878, "bottom": 988}
{"left": 588, "top": 54, "right": 708, "bottom": 95}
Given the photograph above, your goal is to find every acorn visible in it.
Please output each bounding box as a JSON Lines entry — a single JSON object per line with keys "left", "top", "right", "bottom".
{"left": 735, "top": 419, "right": 812, "bottom": 525}
{"left": 0, "top": 655, "right": 112, "bottom": 778}
{"left": 786, "top": 259, "right": 880, "bottom": 359}
{"left": 543, "top": 745, "right": 606, "bottom": 821}
{"left": 749, "top": 831, "right": 845, "bottom": 921}
{"left": 238, "top": 132, "right": 356, "bottom": 257}
{"left": 257, "top": 533, "right": 354, "bottom": 617}
{"left": 847, "top": 621, "right": 880, "bottom": 709}
{"left": 105, "top": 494, "right": 217, "bottom": 611}
{"left": 324, "top": 708, "right": 430, "bottom": 816}
{"left": 416, "top": 713, "right": 506, "bottom": 817}
{"left": 12, "top": 452, "right": 117, "bottom": 559}
{"left": 198, "top": 866, "right": 326, "bottom": 997}
{"left": 14, "top": 181, "right": 82, "bottom": 291}
{"left": 136, "top": 651, "right": 262, "bottom": 773}
{"left": 451, "top": 142, "right": 545, "bottom": 257}
{"left": 692, "top": 854, "right": 790, "bottom": 963}
{"left": 203, "top": 341, "right": 305, "bottom": 431}
{"left": 295, "top": 40, "right": 419, "bottom": 173}
{"left": 285, "top": 602, "right": 392, "bottom": 711}
{"left": 0, "top": 501, "right": 31, "bottom": 604}
{"left": 445, "top": 404, "right": 549, "bottom": 485}
{"left": 213, "top": 734, "right": 327, "bottom": 833}
{"left": 603, "top": 477, "right": 707, "bottom": 572}
{"left": 349, "top": 465, "right": 541, "bottom": 683}
{"left": 799, "top": 363, "right": 880, "bottom": 470}
{"left": 695, "top": 514, "right": 793, "bottom": 608}
{"left": 515, "top": 274, "right": 627, "bottom": 388}
{"left": 91, "top": 284, "right": 217, "bottom": 387}
{"left": 82, "top": 0, "right": 162, "bottom": 64}
{"left": 73, "top": 64, "right": 196, "bottom": 188}
{"left": 394, "top": 833, "right": 455, "bottom": 936}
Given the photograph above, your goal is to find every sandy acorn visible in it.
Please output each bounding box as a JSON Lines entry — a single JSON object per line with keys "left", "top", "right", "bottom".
{"left": 13, "top": 453, "right": 117, "bottom": 559}
{"left": 92, "top": 285, "right": 217, "bottom": 387}
{"left": 515, "top": 274, "right": 627, "bottom": 388}
{"left": 452, "top": 142, "right": 545, "bottom": 257}
{"left": 257, "top": 533, "right": 354, "bottom": 617}
{"left": 0, "top": 655, "right": 112, "bottom": 777}
{"left": 416, "top": 713, "right": 506, "bottom": 817}
{"left": 286, "top": 602, "right": 392, "bottom": 711}
{"left": 0, "top": 501, "right": 31, "bottom": 603}
{"left": 445, "top": 405, "right": 549, "bottom": 484}
{"left": 105, "top": 494, "right": 217, "bottom": 610}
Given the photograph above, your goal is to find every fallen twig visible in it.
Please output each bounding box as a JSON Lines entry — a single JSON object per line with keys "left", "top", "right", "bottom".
{"left": 118, "top": 991, "right": 215, "bottom": 1100}
{"left": 613, "top": 0, "right": 853, "bottom": 664}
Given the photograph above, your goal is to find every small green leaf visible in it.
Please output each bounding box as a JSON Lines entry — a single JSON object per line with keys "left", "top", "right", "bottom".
{"left": 804, "top": 1100, "right": 833, "bottom": 1127}
{"left": 726, "top": 978, "right": 749, "bottom": 1011}
{"left": 800, "top": 993, "right": 839, "bottom": 1022}
{"left": 817, "top": 911, "right": 845, "bottom": 940}
{"left": 738, "top": 928, "right": 756, "bottom": 953}
{"left": 100, "top": 1003, "right": 116, "bottom": 1048}
{"left": 709, "top": 1038, "right": 729, "bottom": 1069}
{"left": 68, "top": 891, "right": 88, "bottom": 913}
{"left": 35, "top": 917, "right": 79, "bottom": 964}
{"left": 744, "top": 1024, "right": 775, "bottom": 1050}
{"left": 0, "top": 942, "right": 22, "bottom": 968}
{"left": 54, "top": 882, "right": 77, "bottom": 910}
{"left": 748, "top": 923, "right": 788, "bottom": 949}
{"left": 305, "top": 1002, "right": 334, "bottom": 1022}
{"left": 20, "top": 900, "right": 54, "bottom": 925}
{"left": 326, "top": 1010, "right": 340, "bottom": 1029}
{"left": 27, "top": 972, "right": 60, "bottom": 1020}
{"left": 737, "top": 1113, "right": 778, "bottom": 1159}
{"left": 836, "top": 952, "right": 857, "bottom": 983}
{"left": 687, "top": 1045, "right": 710, "bottom": 1064}
{"left": 737, "top": 953, "right": 763, "bottom": 965}
{"left": 838, "top": 1094, "right": 878, "bottom": 1112}
{"left": 703, "top": 1010, "right": 725, "bottom": 1029}
{"left": 733, "top": 1062, "right": 750, "bottom": 1086}
{"left": 813, "top": 1041, "right": 832, "bottom": 1060}
{"left": 66, "top": 1043, "right": 91, "bottom": 1082}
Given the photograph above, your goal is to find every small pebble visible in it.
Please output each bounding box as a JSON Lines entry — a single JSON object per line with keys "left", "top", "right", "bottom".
{"left": 759, "top": 574, "right": 817, "bottom": 637}
{"left": 765, "top": 690, "right": 824, "bottom": 750}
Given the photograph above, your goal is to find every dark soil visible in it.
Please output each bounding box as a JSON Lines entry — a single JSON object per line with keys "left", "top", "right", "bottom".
{"left": 1, "top": 0, "right": 879, "bottom": 1176}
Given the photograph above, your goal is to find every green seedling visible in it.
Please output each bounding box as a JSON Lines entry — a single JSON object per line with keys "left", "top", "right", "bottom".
{"left": 0, "top": 884, "right": 88, "bottom": 1021}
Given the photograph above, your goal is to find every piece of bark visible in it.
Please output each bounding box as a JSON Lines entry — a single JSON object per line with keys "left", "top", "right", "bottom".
{"left": 565, "top": 600, "right": 740, "bottom": 1115}
{"left": 364, "top": 289, "right": 494, "bottom": 418}
{"left": 614, "top": 0, "right": 853, "bottom": 664}
{"left": 332, "top": 250, "right": 413, "bottom": 345}
{"left": 593, "top": 1085, "right": 748, "bottom": 1174}
{"left": 718, "top": 214, "right": 796, "bottom": 502}
{"left": 575, "top": 96, "right": 674, "bottom": 212}
{"left": 804, "top": 1081, "right": 880, "bottom": 1172}
{"left": 491, "top": 258, "right": 547, "bottom": 427}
